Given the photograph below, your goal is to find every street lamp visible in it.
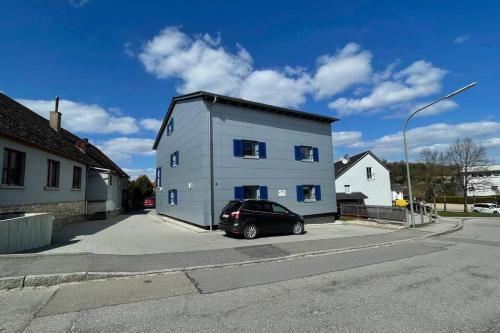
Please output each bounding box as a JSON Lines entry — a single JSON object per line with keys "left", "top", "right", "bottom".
{"left": 404, "top": 82, "right": 477, "bottom": 228}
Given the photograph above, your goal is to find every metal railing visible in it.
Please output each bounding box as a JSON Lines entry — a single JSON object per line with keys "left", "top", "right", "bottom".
{"left": 340, "top": 205, "right": 407, "bottom": 224}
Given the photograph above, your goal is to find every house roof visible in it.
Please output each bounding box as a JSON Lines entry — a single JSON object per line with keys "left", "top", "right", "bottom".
{"left": 153, "top": 91, "right": 340, "bottom": 149}
{"left": 334, "top": 150, "right": 390, "bottom": 179}
{"left": 0, "top": 92, "right": 128, "bottom": 177}
{"left": 336, "top": 192, "right": 368, "bottom": 201}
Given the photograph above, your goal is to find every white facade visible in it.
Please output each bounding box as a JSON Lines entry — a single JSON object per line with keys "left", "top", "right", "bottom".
{"left": 392, "top": 190, "right": 404, "bottom": 201}
{"left": 335, "top": 153, "right": 392, "bottom": 206}
{"left": 458, "top": 164, "right": 500, "bottom": 196}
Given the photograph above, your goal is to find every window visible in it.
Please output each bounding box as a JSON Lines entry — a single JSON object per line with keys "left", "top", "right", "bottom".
{"left": 345, "top": 185, "right": 351, "bottom": 194}
{"left": 168, "top": 189, "right": 177, "bottom": 205}
{"left": 167, "top": 118, "right": 174, "bottom": 136}
{"left": 109, "top": 174, "right": 113, "bottom": 186}
{"left": 156, "top": 167, "right": 162, "bottom": 187}
{"left": 245, "top": 201, "right": 272, "bottom": 212}
{"left": 294, "top": 145, "right": 319, "bottom": 162}
{"left": 366, "top": 167, "right": 374, "bottom": 180}
{"left": 72, "top": 166, "right": 82, "bottom": 189}
{"left": 234, "top": 185, "right": 268, "bottom": 200}
{"left": 296, "top": 185, "right": 321, "bottom": 202}
{"left": 170, "top": 151, "right": 179, "bottom": 167}
{"left": 2, "top": 148, "right": 25, "bottom": 186}
{"left": 272, "top": 203, "right": 288, "bottom": 214}
{"left": 46, "top": 159, "right": 60, "bottom": 188}
{"left": 233, "top": 139, "right": 266, "bottom": 159}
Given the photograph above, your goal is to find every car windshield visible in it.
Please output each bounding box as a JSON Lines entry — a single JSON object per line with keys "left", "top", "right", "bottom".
{"left": 222, "top": 201, "right": 242, "bottom": 212}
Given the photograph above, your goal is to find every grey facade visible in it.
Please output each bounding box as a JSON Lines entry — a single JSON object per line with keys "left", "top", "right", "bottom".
{"left": 154, "top": 92, "right": 338, "bottom": 228}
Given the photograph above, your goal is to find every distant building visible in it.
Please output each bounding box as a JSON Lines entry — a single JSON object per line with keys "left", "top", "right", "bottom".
{"left": 0, "top": 93, "right": 128, "bottom": 224}
{"left": 456, "top": 164, "right": 500, "bottom": 197}
{"left": 153, "top": 91, "right": 339, "bottom": 228}
{"left": 334, "top": 151, "right": 392, "bottom": 207}
{"left": 391, "top": 183, "right": 405, "bottom": 201}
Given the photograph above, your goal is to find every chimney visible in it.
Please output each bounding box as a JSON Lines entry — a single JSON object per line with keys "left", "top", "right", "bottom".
{"left": 49, "top": 96, "right": 61, "bottom": 132}
{"left": 76, "top": 138, "right": 89, "bottom": 153}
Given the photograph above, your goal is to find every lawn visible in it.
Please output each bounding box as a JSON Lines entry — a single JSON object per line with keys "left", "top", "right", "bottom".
{"left": 438, "top": 211, "right": 500, "bottom": 218}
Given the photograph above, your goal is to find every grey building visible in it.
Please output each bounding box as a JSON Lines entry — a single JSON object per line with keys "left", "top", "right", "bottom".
{"left": 153, "top": 91, "right": 339, "bottom": 228}
{"left": 0, "top": 93, "right": 128, "bottom": 224}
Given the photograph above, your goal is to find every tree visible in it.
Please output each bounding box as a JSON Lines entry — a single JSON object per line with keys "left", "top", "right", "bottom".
{"left": 127, "top": 175, "right": 154, "bottom": 208}
{"left": 419, "top": 148, "right": 454, "bottom": 212}
{"left": 446, "top": 138, "right": 489, "bottom": 212}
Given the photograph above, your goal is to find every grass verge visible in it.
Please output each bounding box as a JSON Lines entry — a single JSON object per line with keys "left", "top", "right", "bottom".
{"left": 438, "top": 211, "right": 499, "bottom": 218}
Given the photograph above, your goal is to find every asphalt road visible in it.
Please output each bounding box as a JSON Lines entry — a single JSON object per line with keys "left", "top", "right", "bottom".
{"left": 1, "top": 217, "right": 499, "bottom": 332}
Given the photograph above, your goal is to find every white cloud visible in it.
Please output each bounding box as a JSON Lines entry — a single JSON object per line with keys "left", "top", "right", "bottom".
{"left": 453, "top": 34, "right": 470, "bottom": 44}
{"left": 312, "top": 43, "right": 372, "bottom": 99}
{"left": 137, "top": 27, "right": 378, "bottom": 108}
{"left": 122, "top": 168, "right": 156, "bottom": 181}
{"left": 353, "top": 121, "right": 500, "bottom": 159}
{"left": 18, "top": 98, "right": 139, "bottom": 135}
{"left": 95, "top": 137, "right": 155, "bottom": 163}
{"left": 329, "top": 60, "right": 448, "bottom": 116}
{"left": 332, "top": 131, "right": 363, "bottom": 147}
{"left": 140, "top": 118, "right": 163, "bottom": 132}
{"left": 412, "top": 99, "right": 458, "bottom": 117}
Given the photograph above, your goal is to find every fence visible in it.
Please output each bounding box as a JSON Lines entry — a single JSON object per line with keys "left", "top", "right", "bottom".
{"left": 340, "top": 205, "right": 407, "bottom": 224}
{"left": 0, "top": 212, "right": 54, "bottom": 254}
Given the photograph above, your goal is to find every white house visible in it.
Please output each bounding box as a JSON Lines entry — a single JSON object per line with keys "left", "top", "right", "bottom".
{"left": 334, "top": 151, "right": 392, "bottom": 207}
{"left": 456, "top": 164, "right": 500, "bottom": 197}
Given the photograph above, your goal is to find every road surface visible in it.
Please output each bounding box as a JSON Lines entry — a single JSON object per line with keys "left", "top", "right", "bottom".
{"left": 1, "top": 218, "right": 499, "bottom": 332}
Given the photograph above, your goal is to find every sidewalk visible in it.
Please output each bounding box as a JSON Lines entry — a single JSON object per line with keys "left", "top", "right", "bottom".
{"left": 0, "top": 217, "right": 462, "bottom": 289}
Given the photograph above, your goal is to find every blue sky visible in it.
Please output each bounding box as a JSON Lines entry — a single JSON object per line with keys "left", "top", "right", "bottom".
{"left": 1, "top": 0, "right": 499, "bottom": 179}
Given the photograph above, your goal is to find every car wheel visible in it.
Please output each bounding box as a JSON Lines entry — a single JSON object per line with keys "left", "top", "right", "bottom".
{"left": 473, "top": 210, "right": 479, "bottom": 213}
{"left": 243, "top": 224, "right": 258, "bottom": 239}
{"left": 494, "top": 211, "right": 499, "bottom": 215}
{"left": 292, "top": 222, "right": 304, "bottom": 235}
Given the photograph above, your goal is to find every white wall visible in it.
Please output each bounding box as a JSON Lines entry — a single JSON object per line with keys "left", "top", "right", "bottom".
{"left": 335, "top": 154, "right": 392, "bottom": 206}
{"left": 0, "top": 136, "right": 87, "bottom": 206}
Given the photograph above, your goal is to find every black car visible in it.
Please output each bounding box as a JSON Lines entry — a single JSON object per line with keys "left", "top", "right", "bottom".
{"left": 218, "top": 200, "right": 305, "bottom": 239}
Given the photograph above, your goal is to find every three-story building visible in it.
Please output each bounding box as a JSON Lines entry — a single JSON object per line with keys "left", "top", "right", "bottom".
{"left": 153, "top": 91, "right": 339, "bottom": 228}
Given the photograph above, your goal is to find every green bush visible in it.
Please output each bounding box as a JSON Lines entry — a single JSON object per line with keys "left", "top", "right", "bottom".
{"left": 434, "top": 195, "right": 500, "bottom": 204}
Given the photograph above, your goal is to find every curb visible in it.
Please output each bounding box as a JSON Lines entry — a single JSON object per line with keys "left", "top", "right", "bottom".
{"left": 0, "top": 218, "right": 463, "bottom": 290}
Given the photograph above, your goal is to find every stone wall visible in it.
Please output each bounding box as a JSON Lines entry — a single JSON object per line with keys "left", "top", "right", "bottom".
{"left": 0, "top": 201, "right": 85, "bottom": 226}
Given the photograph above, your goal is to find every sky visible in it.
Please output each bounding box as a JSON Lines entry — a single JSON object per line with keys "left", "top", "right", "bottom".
{"left": 1, "top": 0, "right": 499, "bottom": 179}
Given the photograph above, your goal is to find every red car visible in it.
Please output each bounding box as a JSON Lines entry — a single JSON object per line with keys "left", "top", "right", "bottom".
{"left": 143, "top": 196, "right": 156, "bottom": 208}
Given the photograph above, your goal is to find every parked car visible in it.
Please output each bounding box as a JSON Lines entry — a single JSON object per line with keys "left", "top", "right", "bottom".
{"left": 218, "top": 200, "right": 305, "bottom": 239}
{"left": 471, "top": 203, "right": 499, "bottom": 214}
{"left": 394, "top": 199, "right": 409, "bottom": 207}
{"left": 406, "top": 201, "right": 431, "bottom": 214}
{"left": 143, "top": 196, "right": 156, "bottom": 208}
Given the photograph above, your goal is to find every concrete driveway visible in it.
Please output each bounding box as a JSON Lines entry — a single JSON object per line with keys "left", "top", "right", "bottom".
{"left": 37, "top": 210, "right": 394, "bottom": 255}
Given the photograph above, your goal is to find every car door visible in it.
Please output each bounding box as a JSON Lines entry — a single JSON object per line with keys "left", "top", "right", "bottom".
{"left": 249, "top": 201, "right": 274, "bottom": 233}
{"left": 271, "top": 203, "right": 296, "bottom": 232}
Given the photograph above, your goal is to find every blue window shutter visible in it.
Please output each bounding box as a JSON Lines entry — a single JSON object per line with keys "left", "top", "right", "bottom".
{"left": 176, "top": 151, "right": 179, "bottom": 165}
{"left": 313, "top": 147, "right": 319, "bottom": 162}
{"left": 315, "top": 185, "right": 322, "bottom": 201}
{"left": 294, "top": 146, "right": 301, "bottom": 161}
{"left": 233, "top": 139, "right": 243, "bottom": 157}
{"left": 259, "top": 186, "right": 268, "bottom": 199}
{"left": 234, "top": 186, "right": 243, "bottom": 200}
{"left": 170, "top": 154, "right": 173, "bottom": 168}
{"left": 173, "top": 189, "right": 178, "bottom": 205}
{"left": 167, "top": 190, "right": 171, "bottom": 205}
{"left": 156, "top": 167, "right": 161, "bottom": 187}
{"left": 258, "top": 142, "right": 267, "bottom": 159}
{"left": 170, "top": 118, "right": 174, "bottom": 134}
{"left": 296, "top": 185, "right": 304, "bottom": 202}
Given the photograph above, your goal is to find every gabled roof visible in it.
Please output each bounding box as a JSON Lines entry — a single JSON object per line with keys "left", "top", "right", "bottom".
{"left": 0, "top": 92, "right": 128, "bottom": 177}
{"left": 334, "top": 150, "right": 390, "bottom": 179}
{"left": 336, "top": 192, "right": 368, "bottom": 201}
{"left": 153, "top": 91, "right": 340, "bottom": 149}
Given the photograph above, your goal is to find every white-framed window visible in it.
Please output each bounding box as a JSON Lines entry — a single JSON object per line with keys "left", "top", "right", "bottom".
{"left": 366, "top": 167, "right": 374, "bottom": 180}
{"left": 243, "top": 185, "right": 260, "bottom": 199}
{"left": 170, "top": 151, "right": 179, "bottom": 167}
{"left": 167, "top": 118, "right": 174, "bottom": 136}
{"left": 345, "top": 185, "right": 351, "bottom": 194}
{"left": 168, "top": 189, "right": 177, "bottom": 205}
{"left": 242, "top": 140, "right": 259, "bottom": 158}
{"left": 300, "top": 146, "right": 313, "bottom": 161}
{"left": 303, "top": 185, "right": 315, "bottom": 202}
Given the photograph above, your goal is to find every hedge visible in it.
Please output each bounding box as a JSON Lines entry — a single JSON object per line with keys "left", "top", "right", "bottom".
{"left": 434, "top": 195, "right": 500, "bottom": 204}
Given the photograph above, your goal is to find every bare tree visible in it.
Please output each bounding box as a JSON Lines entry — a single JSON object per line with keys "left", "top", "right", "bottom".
{"left": 420, "top": 148, "right": 453, "bottom": 213}
{"left": 446, "top": 138, "right": 489, "bottom": 212}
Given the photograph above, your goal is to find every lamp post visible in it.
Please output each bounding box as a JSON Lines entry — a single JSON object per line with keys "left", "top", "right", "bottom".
{"left": 404, "top": 82, "right": 477, "bottom": 228}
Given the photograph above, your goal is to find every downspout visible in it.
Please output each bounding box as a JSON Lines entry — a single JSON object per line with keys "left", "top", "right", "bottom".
{"left": 209, "top": 96, "right": 217, "bottom": 231}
